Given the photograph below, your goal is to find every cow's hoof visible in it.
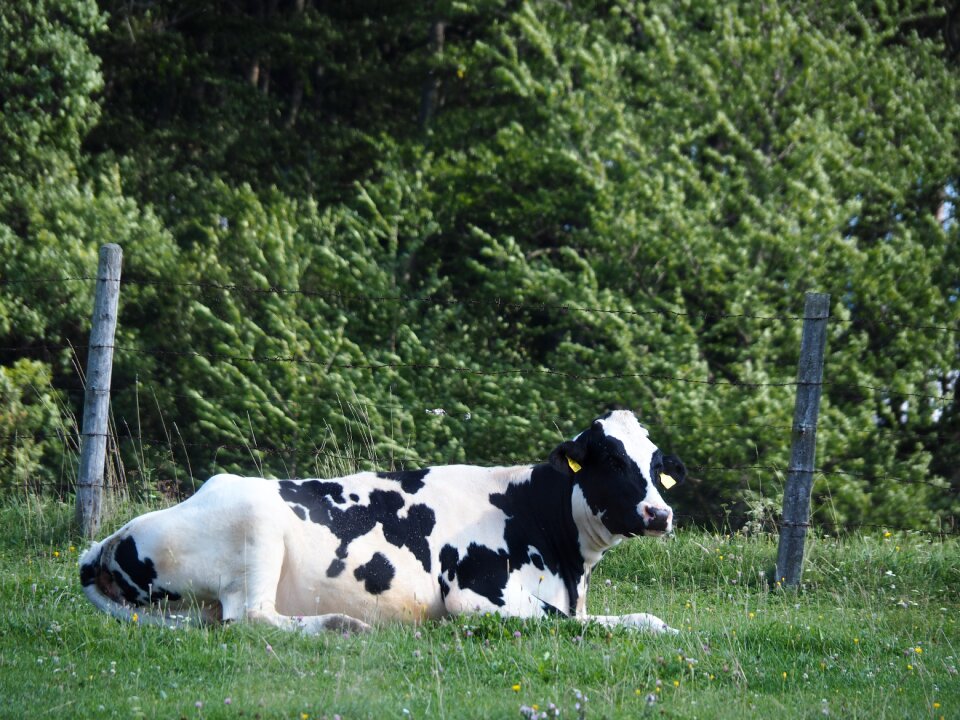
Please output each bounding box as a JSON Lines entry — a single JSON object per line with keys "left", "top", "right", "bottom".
{"left": 320, "top": 613, "right": 371, "bottom": 634}
{"left": 623, "top": 612, "right": 679, "bottom": 634}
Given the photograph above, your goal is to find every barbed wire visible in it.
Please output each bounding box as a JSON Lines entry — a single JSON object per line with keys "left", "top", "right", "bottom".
{"left": 816, "top": 467, "right": 951, "bottom": 489}
{"left": 43, "top": 375, "right": 955, "bottom": 442}
{"left": 3, "top": 274, "right": 958, "bottom": 333}
{"left": 672, "top": 514, "right": 960, "bottom": 537}
{"left": 121, "top": 277, "right": 960, "bottom": 333}
{"left": 3, "top": 341, "right": 800, "bottom": 393}
{"left": 13, "top": 431, "right": 937, "bottom": 493}
{"left": 50, "top": 381, "right": 799, "bottom": 434}
{"left": 122, "top": 277, "right": 823, "bottom": 323}
{"left": 7, "top": 338, "right": 949, "bottom": 403}
{"left": 113, "top": 344, "right": 812, "bottom": 388}
{"left": 0, "top": 343, "right": 88, "bottom": 355}
{"left": 0, "top": 276, "right": 96, "bottom": 286}
{"left": 105, "top": 344, "right": 953, "bottom": 403}
{"left": 692, "top": 464, "right": 953, "bottom": 490}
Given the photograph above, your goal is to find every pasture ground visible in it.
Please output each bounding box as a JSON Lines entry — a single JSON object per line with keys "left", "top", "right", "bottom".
{"left": 0, "top": 498, "right": 956, "bottom": 719}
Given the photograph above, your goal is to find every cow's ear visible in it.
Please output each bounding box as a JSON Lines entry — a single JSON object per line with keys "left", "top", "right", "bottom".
{"left": 660, "top": 454, "right": 686, "bottom": 487}
{"left": 549, "top": 438, "right": 587, "bottom": 476}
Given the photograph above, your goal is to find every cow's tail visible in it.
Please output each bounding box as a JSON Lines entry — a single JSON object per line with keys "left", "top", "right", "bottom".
{"left": 79, "top": 536, "right": 207, "bottom": 629}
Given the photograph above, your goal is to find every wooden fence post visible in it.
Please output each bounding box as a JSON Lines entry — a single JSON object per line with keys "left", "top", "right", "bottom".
{"left": 76, "top": 244, "right": 123, "bottom": 539}
{"left": 775, "top": 292, "right": 830, "bottom": 586}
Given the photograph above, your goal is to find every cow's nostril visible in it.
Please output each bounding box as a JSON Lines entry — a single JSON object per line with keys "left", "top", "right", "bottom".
{"left": 641, "top": 504, "right": 672, "bottom": 531}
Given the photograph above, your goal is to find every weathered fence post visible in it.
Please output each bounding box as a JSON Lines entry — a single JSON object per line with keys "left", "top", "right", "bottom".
{"left": 775, "top": 292, "right": 830, "bottom": 586}
{"left": 76, "top": 244, "right": 123, "bottom": 538}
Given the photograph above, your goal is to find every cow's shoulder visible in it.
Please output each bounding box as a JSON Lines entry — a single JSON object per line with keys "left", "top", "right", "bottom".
{"left": 436, "top": 464, "right": 585, "bottom": 612}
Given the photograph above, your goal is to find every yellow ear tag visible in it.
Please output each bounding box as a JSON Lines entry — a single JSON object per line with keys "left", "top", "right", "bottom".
{"left": 567, "top": 457, "right": 582, "bottom": 473}
{"left": 660, "top": 473, "right": 677, "bottom": 490}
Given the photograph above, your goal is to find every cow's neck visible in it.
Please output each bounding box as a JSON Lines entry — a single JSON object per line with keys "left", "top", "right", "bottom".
{"left": 570, "top": 483, "right": 622, "bottom": 568}
{"left": 507, "top": 465, "right": 589, "bottom": 616}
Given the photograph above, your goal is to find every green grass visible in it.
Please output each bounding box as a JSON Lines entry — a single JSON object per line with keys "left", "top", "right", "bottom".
{"left": 0, "top": 499, "right": 957, "bottom": 719}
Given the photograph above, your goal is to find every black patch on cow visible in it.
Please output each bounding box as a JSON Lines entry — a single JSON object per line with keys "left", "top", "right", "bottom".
{"left": 438, "top": 465, "right": 584, "bottom": 615}
{"left": 354, "top": 552, "right": 395, "bottom": 595}
{"left": 376, "top": 469, "right": 429, "bottom": 494}
{"left": 438, "top": 546, "right": 458, "bottom": 601}
{"left": 383, "top": 503, "right": 435, "bottom": 570}
{"left": 439, "top": 544, "right": 459, "bottom": 581}
{"left": 349, "top": 493, "right": 360, "bottom": 502}
{"left": 327, "top": 559, "right": 345, "bottom": 577}
{"left": 108, "top": 569, "right": 140, "bottom": 603}
{"left": 114, "top": 536, "right": 157, "bottom": 603}
{"left": 279, "top": 480, "right": 346, "bottom": 509}
{"left": 291, "top": 505, "right": 306, "bottom": 521}
{"left": 149, "top": 587, "right": 182, "bottom": 603}
{"left": 278, "top": 481, "right": 436, "bottom": 572}
{"left": 540, "top": 601, "right": 565, "bottom": 616}
{"left": 446, "top": 542, "right": 509, "bottom": 607}
{"left": 79, "top": 550, "right": 100, "bottom": 587}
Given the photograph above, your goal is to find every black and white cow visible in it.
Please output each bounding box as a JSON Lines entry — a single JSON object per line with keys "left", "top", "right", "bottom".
{"left": 80, "top": 410, "right": 685, "bottom": 634}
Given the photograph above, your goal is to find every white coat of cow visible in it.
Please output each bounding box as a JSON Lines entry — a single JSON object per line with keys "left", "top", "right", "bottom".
{"left": 80, "top": 410, "right": 686, "bottom": 633}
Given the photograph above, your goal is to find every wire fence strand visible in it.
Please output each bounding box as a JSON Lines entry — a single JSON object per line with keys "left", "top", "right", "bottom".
{"left": 4, "top": 274, "right": 958, "bottom": 333}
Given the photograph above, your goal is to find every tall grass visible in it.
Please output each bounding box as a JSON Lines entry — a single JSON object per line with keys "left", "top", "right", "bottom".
{"left": 0, "top": 498, "right": 956, "bottom": 719}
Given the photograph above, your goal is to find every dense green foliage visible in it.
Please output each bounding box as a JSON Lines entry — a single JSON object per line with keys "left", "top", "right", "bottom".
{"left": 1, "top": 499, "right": 957, "bottom": 718}
{"left": 0, "top": 0, "right": 957, "bottom": 529}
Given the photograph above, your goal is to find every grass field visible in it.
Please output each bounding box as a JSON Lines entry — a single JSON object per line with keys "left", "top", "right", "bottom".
{"left": 0, "top": 498, "right": 956, "bottom": 719}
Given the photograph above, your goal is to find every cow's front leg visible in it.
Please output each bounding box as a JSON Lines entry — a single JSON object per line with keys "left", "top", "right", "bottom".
{"left": 244, "top": 607, "right": 371, "bottom": 635}
{"left": 582, "top": 612, "right": 678, "bottom": 634}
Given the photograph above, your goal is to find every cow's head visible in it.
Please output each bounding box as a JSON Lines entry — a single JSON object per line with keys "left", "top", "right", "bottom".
{"left": 549, "top": 410, "right": 685, "bottom": 540}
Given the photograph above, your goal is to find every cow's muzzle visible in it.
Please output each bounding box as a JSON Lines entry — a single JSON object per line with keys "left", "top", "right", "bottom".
{"left": 640, "top": 503, "right": 673, "bottom": 535}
